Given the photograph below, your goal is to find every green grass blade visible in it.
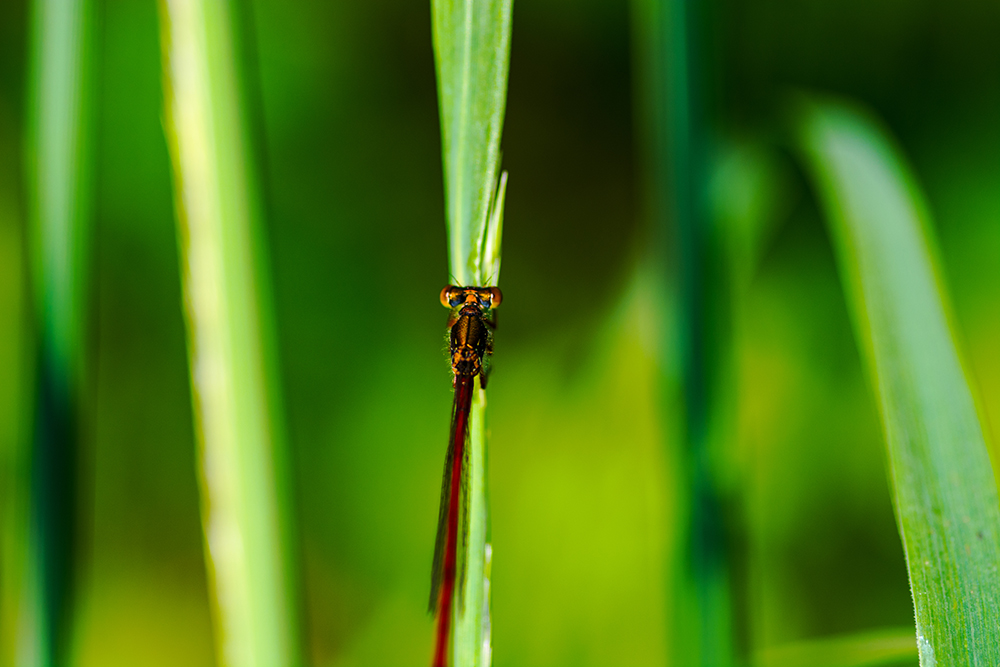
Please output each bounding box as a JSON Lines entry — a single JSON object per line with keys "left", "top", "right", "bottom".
{"left": 634, "top": 0, "right": 734, "bottom": 661}
{"left": 794, "top": 96, "right": 1000, "bottom": 667}
{"left": 458, "top": 386, "right": 491, "bottom": 667}
{"left": 158, "top": 1, "right": 300, "bottom": 665}
{"left": 431, "top": 1, "right": 512, "bottom": 664}
{"left": 432, "top": 0, "right": 512, "bottom": 287}
{"left": 22, "top": 0, "right": 93, "bottom": 662}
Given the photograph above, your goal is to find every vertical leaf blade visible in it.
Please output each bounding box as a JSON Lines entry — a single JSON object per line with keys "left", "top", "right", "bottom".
{"left": 432, "top": 0, "right": 512, "bottom": 286}
{"left": 23, "top": 0, "right": 93, "bottom": 663}
{"left": 431, "top": 1, "right": 512, "bottom": 664}
{"left": 634, "top": 0, "right": 735, "bottom": 660}
{"left": 159, "top": 1, "right": 300, "bottom": 665}
{"left": 794, "top": 97, "right": 1000, "bottom": 666}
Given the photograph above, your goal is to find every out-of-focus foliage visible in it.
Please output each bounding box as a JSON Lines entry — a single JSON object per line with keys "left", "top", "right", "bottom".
{"left": 21, "top": 0, "right": 93, "bottom": 662}
{"left": 756, "top": 626, "right": 917, "bottom": 667}
{"left": 159, "top": 0, "right": 302, "bottom": 664}
{"left": 0, "top": 0, "right": 997, "bottom": 665}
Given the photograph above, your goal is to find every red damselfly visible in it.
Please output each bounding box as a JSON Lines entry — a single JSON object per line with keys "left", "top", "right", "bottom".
{"left": 430, "top": 285, "right": 502, "bottom": 667}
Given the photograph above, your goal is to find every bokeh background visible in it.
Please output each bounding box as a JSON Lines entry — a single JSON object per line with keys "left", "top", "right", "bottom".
{"left": 1, "top": 0, "right": 999, "bottom": 665}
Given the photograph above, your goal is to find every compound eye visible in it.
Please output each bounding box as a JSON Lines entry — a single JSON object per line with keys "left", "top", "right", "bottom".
{"left": 487, "top": 287, "right": 502, "bottom": 309}
{"left": 440, "top": 286, "right": 463, "bottom": 308}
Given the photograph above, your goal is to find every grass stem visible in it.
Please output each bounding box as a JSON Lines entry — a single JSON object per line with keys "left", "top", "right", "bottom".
{"left": 431, "top": 1, "right": 512, "bottom": 663}
{"left": 635, "top": 0, "right": 735, "bottom": 661}
{"left": 158, "top": 1, "right": 301, "bottom": 664}
{"left": 22, "top": 0, "right": 93, "bottom": 662}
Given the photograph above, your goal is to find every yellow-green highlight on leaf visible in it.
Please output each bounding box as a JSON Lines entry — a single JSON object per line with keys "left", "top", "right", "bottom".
{"left": 432, "top": 0, "right": 512, "bottom": 287}
{"left": 794, "top": 95, "right": 1000, "bottom": 667}
{"left": 158, "top": 1, "right": 301, "bottom": 665}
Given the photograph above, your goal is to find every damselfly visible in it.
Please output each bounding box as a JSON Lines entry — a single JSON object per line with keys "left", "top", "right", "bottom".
{"left": 430, "top": 285, "right": 502, "bottom": 667}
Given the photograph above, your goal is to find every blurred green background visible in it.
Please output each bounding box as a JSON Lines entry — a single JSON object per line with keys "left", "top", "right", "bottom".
{"left": 0, "top": 0, "right": 998, "bottom": 665}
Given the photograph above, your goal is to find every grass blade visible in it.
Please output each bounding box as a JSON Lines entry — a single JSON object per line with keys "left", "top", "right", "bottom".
{"left": 794, "top": 96, "right": 1000, "bottom": 666}
{"left": 158, "top": 1, "right": 300, "bottom": 665}
{"left": 432, "top": 0, "right": 512, "bottom": 288}
{"left": 22, "top": 0, "right": 93, "bottom": 662}
{"left": 634, "top": 0, "right": 735, "bottom": 661}
{"left": 431, "top": 1, "right": 512, "bottom": 664}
